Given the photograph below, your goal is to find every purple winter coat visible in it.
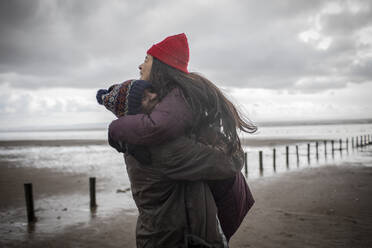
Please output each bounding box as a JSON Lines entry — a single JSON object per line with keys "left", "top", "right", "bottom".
{"left": 209, "top": 172, "right": 254, "bottom": 241}
{"left": 109, "top": 88, "right": 192, "bottom": 145}
{"left": 109, "top": 88, "right": 254, "bottom": 243}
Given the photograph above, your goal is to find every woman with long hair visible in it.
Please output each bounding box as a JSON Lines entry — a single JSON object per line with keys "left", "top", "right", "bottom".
{"left": 149, "top": 59, "right": 256, "bottom": 152}
{"left": 109, "top": 33, "right": 256, "bottom": 247}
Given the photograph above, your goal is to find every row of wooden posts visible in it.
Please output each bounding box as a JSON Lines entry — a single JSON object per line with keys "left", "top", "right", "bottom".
{"left": 24, "top": 134, "right": 371, "bottom": 223}
{"left": 24, "top": 177, "right": 97, "bottom": 223}
{"left": 243, "top": 135, "right": 372, "bottom": 176}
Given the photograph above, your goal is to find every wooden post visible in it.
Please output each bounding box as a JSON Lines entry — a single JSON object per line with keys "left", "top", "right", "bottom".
{"left": 346, "top": 138, "right": 349, "bottom": 152}
{"left": 286, "top": 146, "right": 289, "bottom": 169}
{"left": 296, "top": 145, "right": 299, "bottom": 166}
{"left": 259, "top": 151, "right": 263, "bottom": 176}
{"left": 360, "top": 136, "right": 363, "bottom": 147}
{"left": 90, "top": 177, "right": 97, "bottom": 209}
{"left": 339, "top": 139, "right": 342, "bottom": 152}
{"left": 244, "top": 152, "right": 248, "bottom": 176}
{"left": 356, "top": 136, "right": 359, "bottom": 148}
{"left": 273, "top": 148, "right": 276, "bottom": 173}
{"left": 307, "top": 143, "right": 310, "bottom": 164}
{"left": 316, "top": 142, "right": 319, "bottom": 161}
{"left": 352, "top": 137, "right": 354, "bottom": 149}
{"left": 324, "top": 140, "right": 327, "bottom": 158}
{"left": 24, "top": 183, "right": 36, "bottom": 223}
{"left": 331, "top": 140, "right": 335, "bottom": 158}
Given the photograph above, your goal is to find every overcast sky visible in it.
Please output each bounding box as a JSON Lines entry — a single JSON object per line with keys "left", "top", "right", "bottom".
{"left": 0, "top": 0, "right": 371, "bottom": 129}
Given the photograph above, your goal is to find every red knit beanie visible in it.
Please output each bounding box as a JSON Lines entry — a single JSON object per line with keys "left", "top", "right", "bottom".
{"left": 147, "top": 33, "right": 189, "bottom": 73}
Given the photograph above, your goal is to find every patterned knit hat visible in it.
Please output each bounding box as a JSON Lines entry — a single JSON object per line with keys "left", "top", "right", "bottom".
{"left": 97, "top": 80, "right": 151, "bottom": 117}
{"left": 147, "top": 33, "right": 189, "bottom": 73}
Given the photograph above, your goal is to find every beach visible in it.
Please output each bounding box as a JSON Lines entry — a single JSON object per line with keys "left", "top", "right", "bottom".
{"left": 1, "top": 122, "right": 372, "bottom": 247}
{"left": 1, "top": 156, "right": 372, "bottom": 247}
{"left": 230, "top": 164, "right": 372, "bottom": 248}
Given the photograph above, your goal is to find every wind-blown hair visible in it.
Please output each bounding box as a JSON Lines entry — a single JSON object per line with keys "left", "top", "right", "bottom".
{"left": 149, "top": 58, "right": 257, "bottom": 152}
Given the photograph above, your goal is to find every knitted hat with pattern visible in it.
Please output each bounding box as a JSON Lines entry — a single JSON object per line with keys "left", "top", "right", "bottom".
{"left": 147, "top": 33, "right": 189, "bottom": 73}
{"left": 97, "top": 80, "right": 151, "bottom": 117}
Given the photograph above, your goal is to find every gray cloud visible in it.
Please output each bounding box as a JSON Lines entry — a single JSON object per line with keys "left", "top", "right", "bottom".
{"left": 0, "top": 0, "right": 371, "bottom": 93}
{"left": 322, "top": 5, "right": 372, "bottom": 36}
{"left": 0, "top": 89, "right": 97, "bottom": 116}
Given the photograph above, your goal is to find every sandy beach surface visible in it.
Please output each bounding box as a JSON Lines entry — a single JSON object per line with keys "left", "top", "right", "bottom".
{"left": 230, "top": 164, "right": 372, "bottom": 248}
{"left": 1, "top": 141, "right": 372, "bottom": 247}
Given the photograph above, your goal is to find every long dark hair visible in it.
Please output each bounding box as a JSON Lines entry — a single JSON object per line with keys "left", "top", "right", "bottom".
{"left": 149, "top": 58, "right": 257, "bottom": 152}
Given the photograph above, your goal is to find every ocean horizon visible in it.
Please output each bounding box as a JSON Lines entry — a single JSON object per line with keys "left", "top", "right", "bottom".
{"left": 0, "top": 118, "right": 371, "bottom": 142}
{"left": 0, "top": 117, "right": 371, "bottom": 133}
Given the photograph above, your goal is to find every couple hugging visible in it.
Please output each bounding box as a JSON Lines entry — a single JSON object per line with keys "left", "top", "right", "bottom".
{"left": 96, "top": 33, "right": 255, "bottom": 248}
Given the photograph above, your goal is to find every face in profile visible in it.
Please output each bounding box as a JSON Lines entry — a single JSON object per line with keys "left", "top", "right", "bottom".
{"left": 141, "top": 89, "right": 158, "bottom": 114}
{"left": 139, "top": 55, "right": 153, "bottom": 81}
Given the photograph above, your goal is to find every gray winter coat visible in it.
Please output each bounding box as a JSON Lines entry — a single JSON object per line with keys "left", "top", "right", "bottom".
{"left": 126, "top": 137, "right": 244, "bottom": 247}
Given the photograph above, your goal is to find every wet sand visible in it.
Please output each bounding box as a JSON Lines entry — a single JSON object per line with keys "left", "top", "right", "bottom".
{"left": 0, "top": 161, "right": 89, "bottom": 209}
{"left": 1, "top": 160, "right": 372, "bottom": 247}
{"left": 0, "top": 159, "right": 136, "bottom": 248}
{"left": 230, "top": 164, "right": 372, "bottom": 248}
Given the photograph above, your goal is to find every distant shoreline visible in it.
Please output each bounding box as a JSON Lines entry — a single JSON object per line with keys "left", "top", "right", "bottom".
{"left": 256, "top": 118, "right": 372, "bottom": 127}
{"left": 0, "top": 139, "right": 108, "bottom": 147}
{"left": 0, "top": 137, "right": 327, "bottom": 147}
{"left": 0, "top": 118, "right": 371, "bottom": 132}
{"left": 0, "top": 127, "right": 107, "bottom": 133}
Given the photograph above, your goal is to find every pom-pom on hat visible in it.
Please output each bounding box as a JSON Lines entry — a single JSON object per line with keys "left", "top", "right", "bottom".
{"left": 97, "top": 80, "right": 151, "bottom": 117}
{"left": 147, "top": 33, "right": 189, "bottom": 73}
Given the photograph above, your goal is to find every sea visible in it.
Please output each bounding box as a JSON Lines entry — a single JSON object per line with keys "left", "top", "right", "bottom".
{"left": 1, "top": 121, "right": 372, "bottom": 180}
{"left": 1, "top": 120, "right": 372, "bottom": 238}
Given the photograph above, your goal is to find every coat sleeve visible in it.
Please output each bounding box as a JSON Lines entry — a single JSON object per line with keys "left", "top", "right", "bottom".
{"left": 108, "top": 88, "right": 192, "bottom": 145}
{"left": 150, "top": 136, "right": 244, "bottom": 181}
